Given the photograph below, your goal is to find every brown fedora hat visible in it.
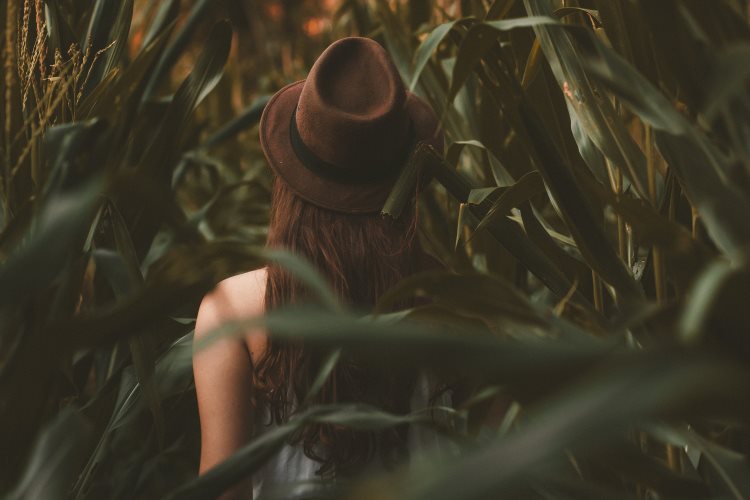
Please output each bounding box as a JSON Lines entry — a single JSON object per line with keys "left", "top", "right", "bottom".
{"left": 259, "top": 37, "right": 443, "bottom": 214}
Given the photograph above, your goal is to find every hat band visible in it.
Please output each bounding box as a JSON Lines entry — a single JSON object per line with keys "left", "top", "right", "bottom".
{"left": 289, "top": 108, "right": 415, "bottom": 185}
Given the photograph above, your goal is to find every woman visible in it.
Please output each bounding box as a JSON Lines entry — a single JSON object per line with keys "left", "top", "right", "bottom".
{"left": 193, "top": 37, "right": 444, "bottom": 498}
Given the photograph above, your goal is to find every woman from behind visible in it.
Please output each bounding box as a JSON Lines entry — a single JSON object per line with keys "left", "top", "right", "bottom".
{"left": 193, "top": 36, "right": 444, "bottom": 499}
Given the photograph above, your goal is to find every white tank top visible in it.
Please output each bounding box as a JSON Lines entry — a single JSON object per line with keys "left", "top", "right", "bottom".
{"left": 251, "top": 373, "right": 454, "bottom": 498}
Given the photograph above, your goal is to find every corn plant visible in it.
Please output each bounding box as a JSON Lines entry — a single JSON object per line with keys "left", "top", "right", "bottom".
{"left": 0, "top": 0, "right": 270, "bottom": 497}
{"left": 3, "top": 0, "right": 750, "bottom": 499}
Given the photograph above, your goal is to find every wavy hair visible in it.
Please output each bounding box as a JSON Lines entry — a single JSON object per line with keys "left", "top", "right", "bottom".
{"left": 253, "top": 176, "right": 427, "bottom": 476}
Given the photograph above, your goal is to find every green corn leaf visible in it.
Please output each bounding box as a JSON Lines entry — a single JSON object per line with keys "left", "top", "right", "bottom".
{"left": 141, "top": 0, "right": 224, "bottom": 105}
{"left": 647, "top": 423, "right": 750, "bottom": 500}
{"left": 518, "top": 100, "right": 643, "bottom": 303}
{"left": 198, "top": 95, "right": 271, "bottom": 150}
{"left": 141, "top": 0, "right": 180, "bottom": 48}
{"left": 391, "top": 355, "right": 750, "bottom": 500}
{"left": 79, "top": 25, "right": 175, "bottom": 119}
{"left": 524, "top": 0, "right": 654, "bottom": 201}
{"left": 580, "top": 33, "right": 750, "bottom": 257}
{"left": 9, "top": 409, "right": 93, "bottom": 500}
{"left": 80, "top": 0, "right": 133, "bottom": 97}
{"left": 409, "top": 20, "right": 460, "bottom": 91}
{"left": 44, "top": 2, "right": 78, "bottom": 57}
{"left": 0, "top": 180, "right": 102, "bottom": 306}
{"left": 469, "top": 171, "right": 545, "bottom": 242}
{"left": 263, "top": 249, "right": 342, "bottom": 312}
{"left": 448, "top": 24, "right": 500, "bottom": 106}
{"left": 165, "top": 404, "right": 432, "bottom": 500}
{"left": 139, "top": 20, "right": 232, "bottom": 176}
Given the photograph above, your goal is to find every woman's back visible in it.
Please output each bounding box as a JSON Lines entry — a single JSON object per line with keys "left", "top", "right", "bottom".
{"left": 195, "top": 268, "right": 451, "bottom": 499}
{"left": 194, "top": 35, "right": 445, "bottom": 499}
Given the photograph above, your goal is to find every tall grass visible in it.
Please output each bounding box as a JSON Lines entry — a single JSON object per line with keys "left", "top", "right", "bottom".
{"left": 2, "top": 0, "right": 750, "bottom": 499}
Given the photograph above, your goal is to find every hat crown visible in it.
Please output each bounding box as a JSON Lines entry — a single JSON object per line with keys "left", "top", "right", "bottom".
{"left": 314, "top": 39, "right": 399, "bottom": 115}
{"left": 295, "top": 37, "right": 412, "bottom": 172}
{"left": 258, "top": 36, "right": 442, "bottom": 213}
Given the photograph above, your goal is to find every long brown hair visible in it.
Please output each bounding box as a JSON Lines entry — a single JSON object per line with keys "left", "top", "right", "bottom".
{"left": 253, "top": 176, "right": 425, "bottom": 476}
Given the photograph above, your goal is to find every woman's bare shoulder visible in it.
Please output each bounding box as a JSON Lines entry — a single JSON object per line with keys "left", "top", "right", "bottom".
{"left": 195, "top": 267, "right": 268, "bottom": 359}
{"left": 200, "top": 267, "right": 267, "bottom": 316}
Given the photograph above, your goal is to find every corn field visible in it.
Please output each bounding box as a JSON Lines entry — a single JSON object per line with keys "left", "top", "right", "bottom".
{"left": 2, "top": 0, "right": 750, "bottom": 498}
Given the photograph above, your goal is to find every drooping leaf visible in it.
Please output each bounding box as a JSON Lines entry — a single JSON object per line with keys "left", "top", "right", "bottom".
{"left": 451, "top": 14, "right": 567, "bottom": 108}
{"left": 448, "top": 24, "right": 501, "bottom": 105}
{"left": 138, "top": 20, "right": 232, "bottom": 178}
{"left": 470, "top": 171, "right": 545, "bottom": 239}
{"left": 518, "top": 202, "right": 591, "bottom": 290}
{"left": 0, "top": 180, "right": 102, "bottom": 305}
{"left": 9, "top": 409, "right": 93, "bottom": 500}
{"left": 375, "top": 270, "right": 545, "bottom": 328}
{"left": 576, "top": 171, "right": 712, "bottom": 287}
{"left": 580, "top": 33, "right": 750, "bottom": 257}
{"left": 263, "top": 249, "right": 342, "bottom": 312}
{"left": 141, "top": 0, "right": 180, "bottom": 48}
{"left": 554, "top": 7, "right": 601, "bottom": 26}
{"left": 80, "top": 28, "right": 177, "bottom": 124}
{"left": 425, "top": 147, "right": 581, "bottom": 302}
{"left": 193, "top": 305, "right": 614, "bottom": 395}
{"left": 390, "top": 355, "right": 750, "bottom": 500}
{"left": 44, "top": 2, "right": 78, "bottom": 57}
{"left": 596, "top": 439, "right": 710, "bottom": 499}
{"left": 518, "top": 101, "right": 644, "bottom": 303}
{"left": 524, "top": 0, "right": 654, "bottom": 201}
{"left": 39, "top": 119, "right": 106, "bottom": 198}
{"left": 647, "top": 423, "right": 750, "bottom": 500}
{"left": 198, "top": 95, "right": 271, "bottom": 150}
{"left": 80, "top": 0, "right": 134, "bottom": 97}
{"left": 141, "top": 0, "right": 224, "bottom": 105}
{"left": 165, "top": 404, "right": 433, "bottom": 500}
{"left": 704, "top": 44, "right": 750, "bottom": 120}
{"left": 677, "top": 259, "right": 735, "bottom": 344}
{"left": 409, "top": 20, "right": 460, "bottom": 91}
{"left": 106, "top": 203, "right": 166, "bottom": 449}
{"left": 301, "top": 349, "right": 342, "bottom": 406}
{"left": 73, "top": 332, "right": 195, "bottom": 497}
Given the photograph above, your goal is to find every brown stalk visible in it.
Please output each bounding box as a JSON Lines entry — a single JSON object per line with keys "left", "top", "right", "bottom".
{"left": 592, "top": 270, "right": 603, "bottom": 313}
{"left": 645, "top": 125, "right": 656, "bottom": 204}
{"left": 645, "top": 125, "right": 665, "bottom": 303}
{"left": 4, "top": 0, "right": 20, "bottom": 200}
{"left": 646, "top": 124, "right": 677, "bottom": 471}
{"left": 76, "top": 40, "right": 117, "bottom": 112}
{"left": 20, "top": 18, "right": 45, "bottom": 112}
{"left": 35, "top": 0, "right": 46, "bottom": 80}
{"left": 18, "top": 0, "right": 31, "bottom": 108}
{"left": 10, "top": 65, "right": 75, "bottom": 178}
{"left": 10, "top": 56, "right": 69, "bottom": 147}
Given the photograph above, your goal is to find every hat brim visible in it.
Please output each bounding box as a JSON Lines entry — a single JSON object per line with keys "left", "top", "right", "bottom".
{"left": 259, "top": 80, "right": 443, "bottom": 214}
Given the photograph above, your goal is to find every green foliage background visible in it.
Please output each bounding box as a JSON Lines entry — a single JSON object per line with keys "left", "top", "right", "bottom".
{"left": 2, "top": 0, "right": 750, "bottom": 498}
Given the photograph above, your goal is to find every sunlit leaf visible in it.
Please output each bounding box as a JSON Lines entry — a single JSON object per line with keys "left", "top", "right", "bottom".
{"left": 409, "top": 20, "right": 460, "bottom": 91}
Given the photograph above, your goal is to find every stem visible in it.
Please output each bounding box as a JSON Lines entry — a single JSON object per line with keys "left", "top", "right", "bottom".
{"left": 592, "top": 270, "right": 603, "bottom": 313}
{"left": 646, "top": 124, "right": 678, "bottom": 471}
{"left": 616, "top": 165, "right": 625, "bottom": 261}
{"left": 666, "top": 443, "right": 679, "bottom": 471}
{"left": 4, "top": 0, "right": 19, "bottom": 213}
{"left": 645, "top": 124, "right": 656, "bottom": 206}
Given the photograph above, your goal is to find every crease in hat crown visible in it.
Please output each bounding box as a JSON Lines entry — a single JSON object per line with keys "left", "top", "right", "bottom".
{"left": 258, "top": 36, "right": 442, "bottom": 214}
{"left": 294, "top": 37, "right": 411, "bottom": 172}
